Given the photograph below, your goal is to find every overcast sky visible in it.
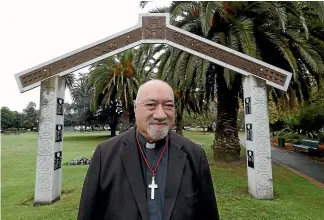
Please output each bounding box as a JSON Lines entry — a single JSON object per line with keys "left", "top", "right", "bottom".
{"left": 0, "top": 0, "right": 172, "bottom": 112}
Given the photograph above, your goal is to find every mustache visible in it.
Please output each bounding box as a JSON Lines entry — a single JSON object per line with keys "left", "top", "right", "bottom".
{"left": 148, "top": 120, "right": 169, "bottom": 124}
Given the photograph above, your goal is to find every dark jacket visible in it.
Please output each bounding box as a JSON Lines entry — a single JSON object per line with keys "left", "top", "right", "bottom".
{"left": 77, "top": 127, "right": 219, "bottom": 220}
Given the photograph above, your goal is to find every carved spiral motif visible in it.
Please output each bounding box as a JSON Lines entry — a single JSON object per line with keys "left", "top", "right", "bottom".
{"left": 37, "top": 156, "right": 52, "bottom": 172}
{"left": 39, "top": 122, "right": 54, "bottom": 139}
{"left": 253, "top": 87, "right": 266, "bottom": 102}
{"left": 41, "top": 89, "right": 55, "bottom": 103}
{"left": 257, "top": 189, "right": 270, "bottom": 197}
{"left": 255, "top": 121, "right": 269, "bottom": 137}
{"left": 40, "top": 105, "right": 54, "bottom": 121}
{"left": 37, "top": 174, "right": 51, "bottom": 191}
{"left": 257, "top": 174, "right": 272, "bottom": 189}
{"left": 38, "top": 139, "right": 54, "bottom": 155}
{"left": 254, "top": 104, "right": 267, "bottom": 119}
{"left": 148, "top": 17, "right": 164, "bottom": 28}
{"left": 258, "top": 157, "right": 269, "bottom": 171}
{"left": 256, "top": 138, "right": 269, "bottom": 154}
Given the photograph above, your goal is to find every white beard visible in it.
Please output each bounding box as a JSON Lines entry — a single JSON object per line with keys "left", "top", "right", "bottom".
{"left": 147, "top": 122, "right": 169, "bottom": 141}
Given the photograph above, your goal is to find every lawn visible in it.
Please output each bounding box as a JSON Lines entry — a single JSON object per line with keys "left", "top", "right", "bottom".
{"left": 1, "top": 131, "right": 324, "bottom": 219}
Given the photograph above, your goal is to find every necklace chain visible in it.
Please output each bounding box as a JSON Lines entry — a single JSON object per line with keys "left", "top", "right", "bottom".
{"left": 136, "top": 131, "right": 168, "bottom": 176}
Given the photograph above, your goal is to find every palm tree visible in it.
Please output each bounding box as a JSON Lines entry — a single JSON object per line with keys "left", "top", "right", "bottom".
{"left": 248, "top": 1, "right": 324, "bottom": 109}
{"left": 70, "top": 72, "right": 94, "bottom": 129}
{"left": 88, "top": 47, "right": 159, "bottom": 132}
{"left": 147, "top": 1, "right": 324, "bottom": 161}
{"left": 155, "top": 46, "right": 209, "bottom": 135}
{"left": 88, "top": 49, "right": 138, "bottom": 132}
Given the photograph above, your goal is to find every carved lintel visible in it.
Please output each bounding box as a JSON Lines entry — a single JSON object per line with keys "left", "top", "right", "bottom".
{"left": 165, "top": 27, "right": 287, "bottom": 86}
{"left": 17, "top": 14, "right": 291, "bottom": 93}
{"left": 20, "top": 28, "right": 142, "bottom": 87}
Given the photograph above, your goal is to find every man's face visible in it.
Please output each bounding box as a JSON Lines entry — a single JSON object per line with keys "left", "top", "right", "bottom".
{"left": 134, "top": 83, "right": 175, "bottom": 142}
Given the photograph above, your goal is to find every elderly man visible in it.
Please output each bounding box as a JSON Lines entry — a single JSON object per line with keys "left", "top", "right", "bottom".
{"left": 77, "top": 80, "right": 219, "bottom": 220}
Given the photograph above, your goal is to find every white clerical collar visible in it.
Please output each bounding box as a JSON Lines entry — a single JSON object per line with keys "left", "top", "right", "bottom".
{"left": 146, "top": 142, "right": 156, "bottom": 149}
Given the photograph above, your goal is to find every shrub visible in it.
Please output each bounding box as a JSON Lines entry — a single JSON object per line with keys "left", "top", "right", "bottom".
{"left": 277, "top": 131, "right": 306, "bottom": 144}
{"left": 299, "top": 104, "right": 324, "bottom": 133}
{"left": 277, "top": 103, "right": 324, "bottom": 141}
{"left": 281, "top": 114, "right": 301, "bottom": 134}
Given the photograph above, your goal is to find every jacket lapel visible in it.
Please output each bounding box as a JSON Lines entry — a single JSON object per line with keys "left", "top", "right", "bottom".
{"left": 121, "top": 128, "right": 149, "bottom": 220}
{"left": 163, "top": 132, "right": 187, "bottom": 220}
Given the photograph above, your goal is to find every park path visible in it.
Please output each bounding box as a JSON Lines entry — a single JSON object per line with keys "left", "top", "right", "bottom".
{"left": 239, "top": 134, "right": 324, "bottom": 184}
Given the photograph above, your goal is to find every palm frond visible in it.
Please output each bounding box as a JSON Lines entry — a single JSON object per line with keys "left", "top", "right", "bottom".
{"left": 234, "top": 17, "right": 257, "bottom": 57}
{"left": 201, "top": 1, "right": 221, "bottom": 35}
{"left": 263, "top": 31, "right": 298, "bottom": 78}
{"left": 63, "top": 74, "right": 75, "bottom": 90}
{"left": 308, "top": 1, "right": 324, "bottom": 22}
{"left": 288, "top": 30, "right": 324, "bottom": 73}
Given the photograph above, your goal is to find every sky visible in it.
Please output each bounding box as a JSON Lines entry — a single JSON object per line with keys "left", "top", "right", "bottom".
{"left": 0, "top": 0, "right": 173, "bottom": 112}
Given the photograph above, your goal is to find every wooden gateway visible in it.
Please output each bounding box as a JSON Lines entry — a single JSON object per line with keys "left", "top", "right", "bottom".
{"left": 14, "top": 13, "right": 292, "bottom": 205}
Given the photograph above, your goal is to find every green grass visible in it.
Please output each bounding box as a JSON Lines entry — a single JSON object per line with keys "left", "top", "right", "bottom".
{"left": 2, "top": 131, "right": 324, "bottom": 219}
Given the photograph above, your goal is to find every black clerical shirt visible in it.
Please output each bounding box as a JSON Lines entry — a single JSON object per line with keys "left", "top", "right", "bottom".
{"left": 137, "top": 132, "right": 169, "bottom": 220}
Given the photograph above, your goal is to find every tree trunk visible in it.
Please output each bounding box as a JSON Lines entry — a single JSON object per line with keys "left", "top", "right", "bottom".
{"left": 213, "top": 72, "right": 241, "bottom": 162}
{"left": 109, "top": 112, "right": 119, "bottom": 137}
{"left": 176, "top": 108, "right": 184, "bottom": 136}
{"left": 120, "top": 105, "right": 131, "bottom": 133}
{"left": 110, "top": 120, "right": 118, "bottom": 137}
{"left": 110, "top": 127, "right": 117, "bottom": 137}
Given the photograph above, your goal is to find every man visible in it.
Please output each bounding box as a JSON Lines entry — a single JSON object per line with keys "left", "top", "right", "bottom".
{"left": 77, "top": 80, "right": 219, "bottom": 220}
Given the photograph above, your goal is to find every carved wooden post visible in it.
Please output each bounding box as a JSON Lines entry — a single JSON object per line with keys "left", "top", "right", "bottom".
{"left": 243, "top": 75, "right": 274, "bottom": 199}
{"left": 34, "top": 76, "right": 65, "bottom": 205}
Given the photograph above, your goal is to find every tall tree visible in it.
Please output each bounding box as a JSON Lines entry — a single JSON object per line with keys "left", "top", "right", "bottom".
{"left": 147, "top": 1, "right": 324, "bottom": 161}
{"left": 88, "top": 48, "right": 158, "bottom": 132}
{"left": 156, "top": 46, "right": 208, "bottom": 135}
{"left": 70, "top": 72, "right": 94, "bottom": 128}
{"left": 22, "top": 102, "right": 39, "bottom": 130}
{"left": 12, "top": 111, "right": 23, "bottom": 130}
{"left": 1, "top": 107, "right": 15, "bottom": 129}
